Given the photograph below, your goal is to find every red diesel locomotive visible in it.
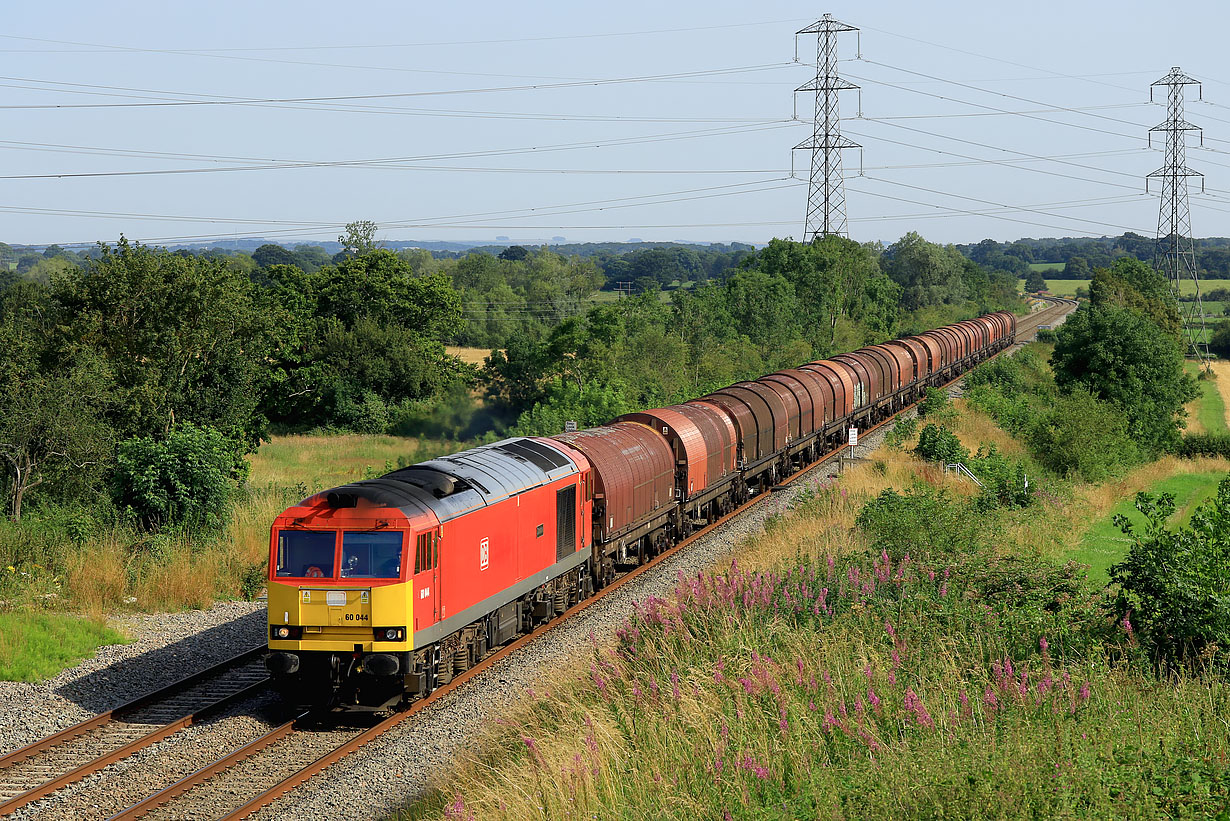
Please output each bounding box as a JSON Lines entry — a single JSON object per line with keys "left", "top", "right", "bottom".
{"left": 265, "top": 311, "right": 1015, "bottom": 709}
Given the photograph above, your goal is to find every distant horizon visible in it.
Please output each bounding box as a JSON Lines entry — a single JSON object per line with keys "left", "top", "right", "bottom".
{"left": 4, "top": 231, "right": 1229, "bottom": 257}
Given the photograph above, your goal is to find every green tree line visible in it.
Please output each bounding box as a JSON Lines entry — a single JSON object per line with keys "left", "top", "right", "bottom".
{"left": 1, "top": 228, "right": 1023, "bottom": 526}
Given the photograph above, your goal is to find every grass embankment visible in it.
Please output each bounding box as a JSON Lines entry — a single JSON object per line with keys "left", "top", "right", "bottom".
{"left": 404, "top": 368, "right": 1230, "bottom": 819}
{"left": 0, "top": 433, "right": 470, "bottom": 625}
{"left": 0, "top": 610, "right": 128, "bottom": 682}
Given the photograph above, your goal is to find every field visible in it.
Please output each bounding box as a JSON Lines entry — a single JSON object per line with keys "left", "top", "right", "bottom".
{"left": 589, "top": 288, "right": 675, "bottom": 304}
{"left": 444, "top": 346, "right": 493, "bottom": 367}
{"left": 1184, "top": 361, "right": 1230, "bottom": 435}
{"left": 1074, "top": 470, "right": 1226, "bottom": 582}
{"left": 404, "top": 392, "right": 1230, "bottom": 820}
{"left": 1027, "top": 261, "right": 1062, "bottom": 272}
{"left": 1019, "top": 277, "right": 1230, "bottom": 298}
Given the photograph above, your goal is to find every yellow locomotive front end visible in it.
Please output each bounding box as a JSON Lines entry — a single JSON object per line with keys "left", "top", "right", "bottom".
{"left": 264, "top": 494, "right": 422, "bottom": 710}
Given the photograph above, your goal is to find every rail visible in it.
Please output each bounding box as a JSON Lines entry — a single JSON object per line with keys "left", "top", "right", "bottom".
{"left": 0, "top": 646, "right": 268, "bottom": 815}
{"left": 25, "top": 297, "right": 1080, "bottom": 820}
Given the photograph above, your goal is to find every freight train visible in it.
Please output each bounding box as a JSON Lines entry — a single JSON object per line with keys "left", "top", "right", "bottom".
{"left": 264, "top": 312, "right": 1016, "bottom": 709}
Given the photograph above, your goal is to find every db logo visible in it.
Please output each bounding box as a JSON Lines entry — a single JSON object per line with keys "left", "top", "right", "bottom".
{"left": 479, "top": 537, "right": 489, "bottom": 571}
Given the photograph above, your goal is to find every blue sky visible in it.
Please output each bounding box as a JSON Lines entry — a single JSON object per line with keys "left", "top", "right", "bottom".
{"left": 4, "top": 1, "right": 1230, "bottom": 248}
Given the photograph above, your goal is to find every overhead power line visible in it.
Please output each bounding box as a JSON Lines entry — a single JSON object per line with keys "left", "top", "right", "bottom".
{"left": 0, "top": 19, "right": 811, "bottom": 53}
{"left": 0, "top": 62, "right": 798, "bottom": 110}
{"left": 0, "top": 121, "right": 798, "bottom": 180}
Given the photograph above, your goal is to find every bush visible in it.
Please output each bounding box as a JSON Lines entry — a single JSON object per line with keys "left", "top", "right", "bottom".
{"left": 1109, "top": 477, "right": 1230, "bottom": 670}
{"left": 967, "top": 346, "right": 1050, "bottom": 396}
{"left": 915, "top": 423, "right": 969, "bottom": 464}
{"left": 1027, "top": 389, "right": 1139, "bottom": 483}
{"left": 965, "top": 386, "right": 1039, "bottom": 436}
{"left": 1180, "top": 433, "right": 1230, "bottom": 459}
{"left": 970, "top": 443, "right": 1033, "bottom": 509}
{"left": 111, "top": 424, "right": 249, "bottom": 531}
{"left": 1208, "top": 321, "right": 1230, "bottom": 358}
{"left": 916, "top": 387, "right": 952, "bottom": 419}
{"left": 855, "top": 485, "right": 986, "bottom": 562}
{"left": 883, "top": 416, "right": 918, "bottom": 450}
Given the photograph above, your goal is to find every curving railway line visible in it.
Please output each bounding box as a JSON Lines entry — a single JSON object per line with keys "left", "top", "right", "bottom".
{"left": 0, "top": 648, "right": 268, "bottom": 816}
{"left": 2, "top": 298, "right": 1077, "bottom": 821}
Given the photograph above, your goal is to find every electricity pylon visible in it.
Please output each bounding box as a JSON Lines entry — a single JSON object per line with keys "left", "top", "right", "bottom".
{"left": 1148, "top": 66, "right": 1209, "bottom": 363}
{"left": 794, "top": 14, "right": 860, "bottom": 241}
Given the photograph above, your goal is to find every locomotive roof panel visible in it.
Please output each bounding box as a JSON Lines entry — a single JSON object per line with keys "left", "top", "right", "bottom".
{"left": 305, "top": 437, "right": 580, "bottom": 525}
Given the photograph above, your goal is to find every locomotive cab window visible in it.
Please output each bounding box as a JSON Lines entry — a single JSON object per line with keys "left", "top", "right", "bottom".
{"left": 275, "top": 530, "right": 336, "bottom": 578}
{"left": 341, "top": 531, "right": 403, "bottom": 579}
{"left": 414, "top": 533, "right": 438, "bottom": 574}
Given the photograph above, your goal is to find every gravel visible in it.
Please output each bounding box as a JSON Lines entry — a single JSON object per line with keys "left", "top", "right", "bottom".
{"left": 5, "top": 322, "right": 1072, "bottom": 820}
{"left": 248, "top": 417, "right": 911, "bottom": 821}
{"left": 20, "top": 694, "right": 283, "bottom": 821}
{"left": 0, "top": 601, "right": 265, "bottom": 760}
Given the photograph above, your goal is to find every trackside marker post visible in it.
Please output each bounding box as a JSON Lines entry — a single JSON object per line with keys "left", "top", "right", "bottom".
{"left": 849, "top": 427, "right": 857, "bottom": 459}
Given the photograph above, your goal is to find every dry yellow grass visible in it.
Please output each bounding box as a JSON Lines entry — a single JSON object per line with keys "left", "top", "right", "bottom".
{"left": 1185, "top": 399, "right": 1207, "bottom": 434}
{"left": 445, "top": 346, "right": 495, "bottom": 367}
{"left": 1210, "top": 360, "right": 1230, "bottom": 429}
{"left": 950, "top": 400, "right": 1028, "bottom": 458}
{"left": 1074, "top": 454, "right": 1230, "bottom": 523}
{"left": 248, "top": 434, "right": 426, "bottom": 489}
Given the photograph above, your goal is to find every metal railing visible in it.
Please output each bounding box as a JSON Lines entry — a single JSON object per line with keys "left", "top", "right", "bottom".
{"left": 944, "top": 463, "right": 983, "bottom": 487}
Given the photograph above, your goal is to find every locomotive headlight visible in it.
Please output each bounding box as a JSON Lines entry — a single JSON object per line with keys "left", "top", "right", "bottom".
{"left": 384, "top": 628, "right": 399, "bottom": 641}
{"left": 274, "top": 626, "right": 291, "bottom": 639}
{"left": 375, "top": 627, "right": 405, "bottom": 641}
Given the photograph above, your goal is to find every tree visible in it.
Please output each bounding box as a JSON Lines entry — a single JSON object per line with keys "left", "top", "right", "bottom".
{"left": 315, "top": 251, "right": 463, "bottom": 337}
{"left": 0, "top": 283, "right": 112, "bottom": 521}
{"left": 1087, "top": 257, "right": 1180, "bottom": 338}
{"left": 723, "top": 267, "right": 799, "bottom": 350}
{"left": 338, "top": 220, "right": 380, "bottom": 257}
{"left": 252, "top": 243, "right": 300, "bottom": 269}
{"left": 1062, "top": 256, "right": 1090, "bottom": 279}
{"left": 1050, "top": 303, "right": 1197, "bottom": 454}
{"left": 1005, "top": 242, "right": 1035, "bottom": 263}
{"left": 0, "top": 365, "right": 113, "bottom": 521}
{"left": 749, "top": 236, "right": 883, "bottom": 351}
{"left": 1209, "top": 322, "right": 1230, "bottom": 358}
{"left": 292, "top": 244, "right": 332, "bottom": 272}
{"left": 883, "top": 232, "right": 968, "bottom": 310}
{"left": 1024, "top": 269, "right": 1047, "bottom": 293}
{"left": 53, "top": 237, "right": 269, "bottom": 447}
{"left": 498, "top": 245, "right": 530, "bottom": 261}
{"left": 261, "top": 251, "right": 467, "bottom": 430}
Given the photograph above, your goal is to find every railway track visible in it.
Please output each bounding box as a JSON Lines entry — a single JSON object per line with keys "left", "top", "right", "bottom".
{"left": 1015, "top": 295, "right": 1076, "bottom": 342}
{"left": 10, "top": 298, "right": 1078, "bottom": 821}
{"left": 0, "top": 647, "right": 269, "bottom": 816}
